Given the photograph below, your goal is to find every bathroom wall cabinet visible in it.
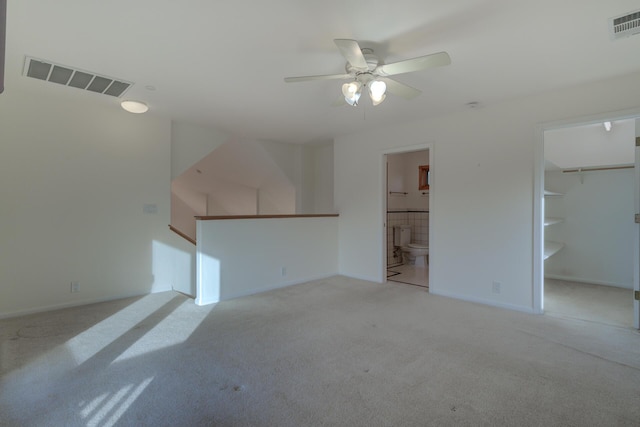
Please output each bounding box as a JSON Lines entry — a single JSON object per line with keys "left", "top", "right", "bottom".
{"left": 543, "top": 190, "right": 564, "bottom": 259}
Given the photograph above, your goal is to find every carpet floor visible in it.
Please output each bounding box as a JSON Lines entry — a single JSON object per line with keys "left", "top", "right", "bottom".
{"left": 1, "top": 276, "right": 639, "bottom": 426}
{"left": 544, "top": 279, "right": 634, "bottom": 328}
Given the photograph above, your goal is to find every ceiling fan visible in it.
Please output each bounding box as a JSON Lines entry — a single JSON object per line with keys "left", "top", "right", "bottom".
{"left": 284, "top": 39, "right": 451, "bottom": 107}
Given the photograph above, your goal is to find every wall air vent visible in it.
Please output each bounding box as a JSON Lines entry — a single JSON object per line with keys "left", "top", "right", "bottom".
{"left": 22, "top": 56, "right": 133, "bottom": 97}
{"left": 610, "top": 10, "right": 640, "bottom": 40}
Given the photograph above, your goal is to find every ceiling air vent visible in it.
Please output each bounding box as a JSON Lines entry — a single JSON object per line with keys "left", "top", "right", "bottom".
{"left": 23, "top": 56, "right": 133, "bottom": 97}
{"left": 610, "top": 9, "right": 640, "bottom": 40}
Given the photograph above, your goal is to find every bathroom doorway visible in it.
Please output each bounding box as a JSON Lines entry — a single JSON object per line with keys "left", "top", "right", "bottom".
{"left": 383, "top": 146, "right": 431, "bottom": 288}
{"left": 537, "top": 115, "right": 640, "bottom": 329}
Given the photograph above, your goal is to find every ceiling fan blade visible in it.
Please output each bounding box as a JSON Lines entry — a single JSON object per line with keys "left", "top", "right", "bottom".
{"left": 284, "top": 73, "right": 352, "bottom": 83}
{"left": 377, "top": 51, "right": 451, "bottom": 76}
{"left": 379, "top": 77, "right": 421, "bottom": 99}
{"left": 334, "top": 39, "right": 368, "bottom": 71}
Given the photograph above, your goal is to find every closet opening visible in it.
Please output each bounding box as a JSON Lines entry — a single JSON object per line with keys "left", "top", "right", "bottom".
{"left": 539, "top": 116, "right": 640, "bottom": 329}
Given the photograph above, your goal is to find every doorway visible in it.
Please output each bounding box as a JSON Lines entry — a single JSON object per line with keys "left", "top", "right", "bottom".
{"left": 537, "top": 115, "right": 640, "bottom": 329}
{"left": 383, "top": 147, "right": 431, "bottom": 288}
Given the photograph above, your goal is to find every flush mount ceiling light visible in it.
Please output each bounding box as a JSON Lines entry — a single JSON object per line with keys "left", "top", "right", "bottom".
{"left": 285, "top": 39, "right": 451, "bottom": 107}
{"left": 121, "top": 100, "right": 149, "bottom": 114}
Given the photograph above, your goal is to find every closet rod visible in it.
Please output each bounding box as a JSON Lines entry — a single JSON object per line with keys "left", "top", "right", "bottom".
{"left": 562, "top": 165, "right": 634, "bottom": 173}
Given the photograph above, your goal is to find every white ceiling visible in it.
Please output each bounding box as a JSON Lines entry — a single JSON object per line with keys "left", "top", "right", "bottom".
{"left": 4, "top": 1, "right": 640, "bottom": 144}
{"left": 545, "top": 119, "right": 636, "bottom": 171}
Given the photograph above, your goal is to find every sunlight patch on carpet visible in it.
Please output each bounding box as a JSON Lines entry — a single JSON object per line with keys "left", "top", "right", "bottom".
{"left": 84, "top": 377, "right": 153, "bottom": 427}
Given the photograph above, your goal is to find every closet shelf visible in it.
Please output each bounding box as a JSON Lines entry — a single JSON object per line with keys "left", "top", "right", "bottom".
{"left": 544, "top": 217, "right": 564, "bottom": 226}
{"left": 544, "top": 241, "right": 564, "bottom": 260}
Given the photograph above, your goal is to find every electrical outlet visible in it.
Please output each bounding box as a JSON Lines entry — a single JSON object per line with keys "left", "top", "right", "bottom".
{"left": 492, "top": 281, "right": 501, "bottom": 294}
{"left": 70, "top": 281, "right": 80, "bottom": 293}
{"left": 281, "top": 267, "right": 287, "bottom": 276}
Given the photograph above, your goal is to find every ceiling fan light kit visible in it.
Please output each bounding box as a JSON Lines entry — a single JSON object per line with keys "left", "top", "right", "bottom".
{"left": 368, "top": 79, "right": 387, "bottom": 105}
{"left": 341, "top": 76, "right": 387, "bottom": 107}
{"left": 342, "top": 81, "right": 362, "bottom": 106}
{"left": 284, "top": 39, "right": 450, "bottom": 107}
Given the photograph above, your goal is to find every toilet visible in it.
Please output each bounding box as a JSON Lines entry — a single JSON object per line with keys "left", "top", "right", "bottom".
{"left": 393, "top": 225, "right": 429, "bottom": 267}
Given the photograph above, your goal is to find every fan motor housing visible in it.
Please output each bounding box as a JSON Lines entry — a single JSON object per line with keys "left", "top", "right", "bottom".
{"left": 345, "top": 49, "right": 380, "bottom": 74}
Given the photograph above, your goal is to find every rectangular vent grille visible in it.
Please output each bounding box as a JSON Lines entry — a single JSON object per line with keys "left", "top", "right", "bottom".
{"left": 610, "top": 10, "right": 640, "bottom": 40}
{"left": 23, "top": 56, "right": 133, "bottom": 97}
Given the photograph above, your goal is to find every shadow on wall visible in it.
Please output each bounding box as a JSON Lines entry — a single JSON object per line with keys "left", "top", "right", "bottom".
{"left": 153, "top": 238, "right": 196, "bottom": 298}
{"left": 171, "top": 139, "right": 298, "bottom": 242}
{"left": 194, "top": 216, "right": 339, "bottom": 305}
{"left": 171, "top": 138, "right": 335, "bottom": 243}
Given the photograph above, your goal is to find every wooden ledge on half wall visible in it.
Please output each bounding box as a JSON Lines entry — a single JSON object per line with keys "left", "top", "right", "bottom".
{"left": 168, "top": 225, "right": 197, "bottom": 245}
{"left": 195, "top": 214, "right": 339, "bottom": 220}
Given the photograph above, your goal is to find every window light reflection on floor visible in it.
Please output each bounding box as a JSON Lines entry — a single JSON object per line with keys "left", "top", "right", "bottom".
{"left": 83, "top": 377, "right": 154, "bottom": 427}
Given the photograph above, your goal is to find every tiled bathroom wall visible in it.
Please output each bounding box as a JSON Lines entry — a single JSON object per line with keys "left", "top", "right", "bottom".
{"left": 387, "top": 211, "right": 429, "bottom": 266}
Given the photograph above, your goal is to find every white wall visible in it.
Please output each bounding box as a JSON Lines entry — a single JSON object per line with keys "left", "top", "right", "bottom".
{"left": 208, "top": 181, "right": 259, "bottom": 215}
{"left": 544, "top": 119, "right": 635, "bottom": 169}
{"left": 300, "top": 146, "right": 315, "bottom": 214}
{"left": 0, "top": 88, "right": 192, "bottom": 317}
{"left": 171, "top": 121, "right": 231, "bottom": 179}
{"left": 335, "top": 71, "right": 640, "bottom": 313}
{"left": 544, "top": 169, "right": 634, "bottom": 288}
{"left": 171, "top": 190, "right": 200, "bottom": 237}
{"left": 196, "top": 217, "right": 339, "bottom": 304}
{"left": 311, "top": 143, "right": 335, "bottom": 214}
{"left": 154, "top": 233, "right": 197, "bottom": 298}
{"left": 251, "top": 139, "right": 304, "bottom": 214}
{"left": 261, "top": 140, "right": 335, "bottom": 214}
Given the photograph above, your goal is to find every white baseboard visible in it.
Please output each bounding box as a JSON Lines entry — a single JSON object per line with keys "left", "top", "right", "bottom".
{"left": 221, "top": 272, "right": 340, "bottom": 301}
{"left": 429, "top": 288, "right": 536, "bottom": 314}
{"left": 544, "top": 274, "right": 633, "bottom": 289}
{"left": 0, "top": 290, "right": 160, "bottom": 319}
{"left": 340, "top": 272, "right": 382, "bottom": 284}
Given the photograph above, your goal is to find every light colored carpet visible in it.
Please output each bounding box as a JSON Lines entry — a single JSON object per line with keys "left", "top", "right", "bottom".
{"left": 1, "top": 276, "right": 639, "bottom": 426}
{"left": 545, "top": 279, "right": 634, "bottom": 328}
